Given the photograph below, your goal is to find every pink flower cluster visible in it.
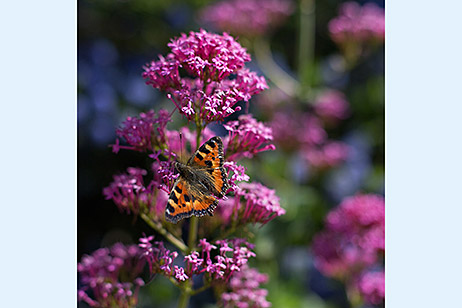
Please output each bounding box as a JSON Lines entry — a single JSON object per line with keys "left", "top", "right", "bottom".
{"left": 356, "top": 270, "right": 385, "bottom": 305}
{"left": 112, "top": 109, "right": 171, "bottom": 153}
{"left": 200, "top": 0, "right": 294, "bottom": 37}
{"left": 221, "top": 265, "right": 271, "bottom": 308}
{"left": 223, "top": 161, "right": 250, "bottom": 193}
{"left": 78, "top": 243, "right": 145, "bottom": 308}
{"left": 139, "top": 235, "right": 256, "bottom": 283}
{"left": 271, "top": 104, "right": 350, "bottom": 169}
{"left": 329, "top": 2, "right": 385, "bottom": 45}
{"left": 224, "top": 114, "right": 276, "bottom": 161}
{"left": 312, "top": 194, "right": 384, "bottom": 304}
{"left": 103, "top": 166, "right": 172, "bottom": 218}
{"left": 143, "top": 30, "right": 268, "bottom": 123}
{"left": 218, "top": 182, "right": 285, "bottom": 226}
{"left": 314, "top": 90, "right": 350, "bottom": 124}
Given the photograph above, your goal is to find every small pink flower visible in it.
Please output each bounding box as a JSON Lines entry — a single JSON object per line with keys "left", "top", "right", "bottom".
{"left": 174, "top": 265, "right": 189, "bottom": 281}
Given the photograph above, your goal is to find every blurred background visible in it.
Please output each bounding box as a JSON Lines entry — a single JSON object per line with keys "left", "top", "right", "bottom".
{"left": 78, "top": 0, "right": 384, "bottom": 307}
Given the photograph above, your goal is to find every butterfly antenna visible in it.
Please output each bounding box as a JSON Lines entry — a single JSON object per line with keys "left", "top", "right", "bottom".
{"left": 179, "top": 131, "right": 183, "bottom": 161}
{"left": 168, "top": 106, "right": 176, "bottom": 118}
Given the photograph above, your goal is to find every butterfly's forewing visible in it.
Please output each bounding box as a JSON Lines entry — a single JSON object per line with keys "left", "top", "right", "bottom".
{"left": 187, "top": 136, "right": 229, "bottom": 197}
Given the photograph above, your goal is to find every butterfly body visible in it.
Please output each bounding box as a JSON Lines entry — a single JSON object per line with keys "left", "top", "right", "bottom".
{"left": 165, "top": 136, "right": 229, "bottom": 224}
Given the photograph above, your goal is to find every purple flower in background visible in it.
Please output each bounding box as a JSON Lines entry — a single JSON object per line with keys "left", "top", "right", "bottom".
{"left": 113, "top": 109, "right": 171, "bottom": 153}
{"left": 270, "top": 111, "right": 303, "bottom": 151}
{"left": 143, "top": 30, "right": 268, "bottom": 123}
{"left": 356, "top": 270, "right": 385, "bottom": 305}
{"left": 221, "top": 265, "right": 271, "bottom": 308}
{"left": 314, "top": 89, "right": 350, "bottom": 124}
{"left": 312, "top": 194, "right": 384, "bottom": 279}
{"left": 303, "top": 141, "right": 350, "bottom": 169}
{"left": 78, "top": 243, "right": 145, "bottom": 308}
{"left": 224, "top": 114, "right": 275, "bottom": 161}
{"left": 271, "top": 110, "right": 349, "bottom": 169}
{"left": 201, "top": 0, "right": 294, "bottom": 37}
{"left": 329, "top": 2, "right": 385, "bottom": 44}
{"left": 300, "top": 115, "right": 327, "bottom": 146}
{"left": 328, "top": 2, "right": 384, "bottom": 64}
{"left": 271, "top": 112, "right": 326, "bottom": 148}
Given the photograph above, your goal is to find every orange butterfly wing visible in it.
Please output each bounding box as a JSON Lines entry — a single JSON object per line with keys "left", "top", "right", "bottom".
{"left": 187, "top": 136, "right": 229, "bottom": 197}
{"left": 165, "top": 179, "right": 218, "bottom": 224}
{"left": 165, "top": 136, "right": 228, "bottom": 224}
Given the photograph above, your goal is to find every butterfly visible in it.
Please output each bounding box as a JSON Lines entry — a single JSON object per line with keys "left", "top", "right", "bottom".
{"left": 165, "top": 136, "right": 229, "bottom": 224}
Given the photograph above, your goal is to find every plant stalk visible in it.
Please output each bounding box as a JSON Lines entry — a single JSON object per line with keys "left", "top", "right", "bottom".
{"left": 297, "top": 0, "right": 316, "bottom": 97}
{"left": 177, "top": 287, "right": 191, "bottom": 308}
{"left": 140, "top": 213, "right": 188, "bottom": 254}
{"left": 253, "top": 36, "right": 299, "bottom": 97}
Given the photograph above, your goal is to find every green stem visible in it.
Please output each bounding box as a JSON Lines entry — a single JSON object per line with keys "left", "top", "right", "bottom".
{"left": 140, "top": 213, "right": 188, "bottom": 254}
{"left": 191, "top": 283, "right": 212, "bottom": 296}
{"left": 176, "top": 103, "right": 206, "bottom": 308}
{"left": 187, "top": 116, "right": 203, "bottom": 252}
{"left": 297, "top": 0, "right": 316, "bottom": 98}
{"left": 188, "top": 216, "right": 199, "bottom": 251}
{"left": 177, "top": 288, "right": 191, "bottom": 308}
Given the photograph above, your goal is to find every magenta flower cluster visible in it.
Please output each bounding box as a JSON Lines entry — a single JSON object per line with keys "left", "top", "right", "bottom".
{"left": 271, "top": 92, "right": 350, "bottom": 169}
{"left": 95, "top": 30, "right": 284, "bottom": 308}
{"left": 112, "top": 109, "right": 171, "bottom": 153}
{"left": 143, "top": 30, "right": 268, "bottom": 123}
{"left": 103, "top": 167, "right": 169, "bottom": 218}
{"left": 221, "top": 265, "right": 271, "bottom": 308}
{"left": 312, "top": 194, "right": 385, "bottom": 304}
{"left": 200, "top": 0, "right": 294, "bottom": 37}
{"left": 224, "top": 114, "right": 276, "bottom": 161}
{"left": 356, "top": 270, "right": 385, "bottom": 305}
{"left": 78, "top": 243, "right": 145, "bottom": 308}
{"left": 329, "top": 2, "right": 385, "bottom": 46}
{"left": 314, "top": 90, "right": 350, "bottom": 124}
{"left": 218, "top": 182, "right": 285, "bottom": 226}
{"left": 139, "top": 235, "right": 256, "bottom": 283}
